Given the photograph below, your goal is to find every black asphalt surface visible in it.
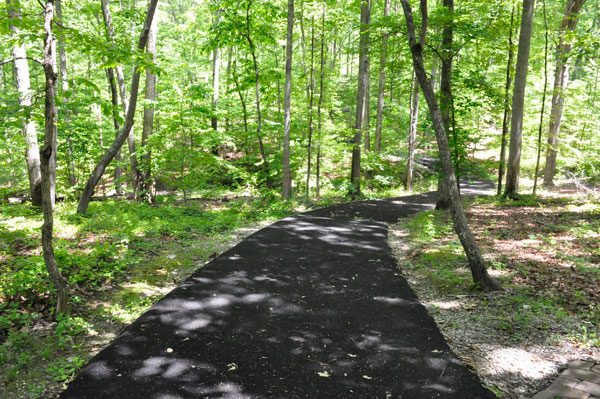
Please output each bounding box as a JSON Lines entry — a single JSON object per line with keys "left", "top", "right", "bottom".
{"left": 60, "top": 183, "right": 496, "bottom": 399}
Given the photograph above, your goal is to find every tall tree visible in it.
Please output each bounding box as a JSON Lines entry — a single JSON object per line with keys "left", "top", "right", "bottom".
{"left": 497, "top": 4, "right": 517, "bottom": 195}
{"left": 374, "top": 0, "right": 390, "bottom": 153}
{"left": 350, "top": 0, "right": 371, "bottom": 196}
{"left": 77, "top": 0, "right": 159, "bottom": 214}
{"left": 137, "top": 10, "right": 158, "bottom": 200}
{"left": 41, "top": 0, "right": 68, "bottom": 315}
{"left": 315, "top": 0, "right": 326, "bottom": 198}
{"left": 211, "top": 4, "right": 222, "bottom": 131}
{"left": 400, "top": 0, "right": 500, "bottom": 292}
{"left": 6, "top": 0, "right": 43, "bottom": 206}
{"left": 282, "top": 0, "right": 294, "bottom": 199}
{"left": 504, "top": 0, "right": 536, "bottom": 197}
{"left": 534, "top": 0, "right": 550, "bottom": 195}
{"left": 542, "top": 0, "right": 587, "bottom": 186}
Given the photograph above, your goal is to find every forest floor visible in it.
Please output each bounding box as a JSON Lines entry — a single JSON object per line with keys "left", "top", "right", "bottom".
{"left": 390, "top": 182, "right": 600, "bottom": 398}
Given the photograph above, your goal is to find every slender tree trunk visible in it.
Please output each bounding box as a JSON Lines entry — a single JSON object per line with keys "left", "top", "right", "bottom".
{"left": 232, "top": 59, "right": 250, "bottom": 138}
{"left": 211, "top": 9, "right": 222, "bottom": 130}
{"left": 306, "top": 18, "right": 315, "bottom": 197}
{"left": 534, "top": 0, "right": 549, "bottom": 195}
{"left": 400, "top": 0, "right": 500, "bottom": 292}
{"left": 505, "top": 0, "right": 536, "bottom": 197}
{"left": 225, "top": 46, "right": 233, "bottom": 133}
{"left": 106, "top": 67, "right": 123, "bottom": 195}
{"left": 316, "top": 1, "right": 326, "bottom": 198}
{"left": 436, "top": 0, "right": 455, "bottom": 210}
{"left": 374, "top": 0, "right": 390, "bottom": 153}
{"left": 101, "top": 0, "right": 140, "bottom": 191}
{"left": 6, "top": 0, "right": 43, "bottom": 206}
{"left": 41, "top": 0, "right": 68, "bottom": 316}
{"left": 498, "top": 5, "right": 516, "bottom": 195}
{"left": 350, "top": 0, "right": 371, "bottom": 196}
{"left": 406, "top": 71, "right": 418, "bottom": 191}
{"left": 542, "top": 0, "right": 586, "bottom": 187}
{"left": 282, "top": 0, "right": 294, "bottom": 199}
{"left": 77, "top": 0, "right": 159, "bottom": 214}
{"left": 137, "top": 13, "right": 158, "bottom": 201}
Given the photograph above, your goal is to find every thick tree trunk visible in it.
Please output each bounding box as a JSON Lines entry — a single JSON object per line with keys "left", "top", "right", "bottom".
{"left": 505, "top": 0, "right": 536, "bottom": 197}
{"left": 350, "top": 0, "right": 371, "bottom": 196}
{"left": 435, "top": 0, "right": 454, "bottom": 210}
{"left": 498, "top": 5, "right": 516, "bottom": 195}
{"left": 401, "top": 0, "right": 500, "bottom": 292}
{"left": 374, "top": 0, "right": 390, "bottom": 153}
{"left": 6, "top": 0, "right": 43, "bottom": 206}
{"left": 137, "top": 14, "right": 158, "bottom": 200}
{"left": 101, "top": 0, "right": 140, "bottom": 190}
{"left": 41, "top": 0, "right": 68, "bottom": 316}
{"left": 542, "top": 0, "right": 586, "bottom": 187}
{"left": 77, "top": 0, "right": 159, "bottom": 214}
{"left": 282, "top": 0, "right": 294, "bottom": 199}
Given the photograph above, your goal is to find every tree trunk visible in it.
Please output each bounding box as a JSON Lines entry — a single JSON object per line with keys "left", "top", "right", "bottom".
{"left": 100, "top": 0, "right": 140, "bottom": 191}
{"left": 211, "top": 9, "right": 222, "bottom": 130}
{"left": 77, "top": 0, "right": 159, "bottom": 214}
{"left": 316, "top": 1, "right": 326, "bottom": 198}
{"left": 497, "top": 5, "right": 516, "bottom": 195}
{"left": 282, "top": 0, "right": 294, "bottom": 199}
{"left": 306, "top": 18, "right": 315, "bottom": 197}
{"left": 400, "top": 0, "right": 500, "bottom": 292}
{"left": 435, "top": 0, "right": 454, "bottom": 210}
{"left": 137, "top": 12, "right": 158, "bottom": 201}
{"left": 106, "top": 67, "right": 123, "bottom": 195}
{"left": 6, "top": 0, "right": 43, "bottom": 206}
{"left": 533, "top": 0, "right": 549, "bottom": 196}
{"left": 350, "top": 0, "right": 371, "bottom": 196}
{"left": 405, "top": 71, "right": 418, "bottom": 192}
{"left": 542, "top": 0, "right": 586, "bottom": 187}
{"left": 374, "top": 0, "right": 390, "bottom": 153}
{"left": 41, "top": 0, "right": 68, "bottom": 316}
{"left": 504, "top": 0, "right": 535, "bottom": 197}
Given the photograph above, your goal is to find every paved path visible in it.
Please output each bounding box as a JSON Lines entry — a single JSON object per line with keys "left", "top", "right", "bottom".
{"left": 60, "top": 186, "right": 495, "bottom": 399}
{"left": 532, "top": 360, "right": 600, "bottom": 399}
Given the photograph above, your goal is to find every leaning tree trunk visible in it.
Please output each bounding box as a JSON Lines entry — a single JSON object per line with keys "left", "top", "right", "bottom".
{"left": 281, "top": 0, "right": 295, "bottom": 199}
{"left": 6, "top": 0, "right": 43, "bottom": 206}
{"left": 374, "top": 0, "right": 390, "bottom": 153}
{"left": 350, "top": 0, "right": 371, "bottom": 196}
{"left": 137, "top": 14, "right": 158, "bottom": 201}
{"left": 505, "top": 0, "right": 536, "bottom": 197}
{"left": 77, "top": 0, "right": 159, "bottom": 214}
{"left": 401, "top": 0, "right": 500, "bottom": 291}
{"left": 542, "top": 0, "right": 586, "bottom": 187}
{"left": 41, "top": 0, "right": 68, "bottom": 316}
{"left": 498, "top": 5, "right": 516, "bottom": 195}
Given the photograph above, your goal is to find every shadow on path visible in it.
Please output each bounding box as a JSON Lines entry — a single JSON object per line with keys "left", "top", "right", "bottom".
{"left": 60, "top": 183, "right": 495, "bottom": 399}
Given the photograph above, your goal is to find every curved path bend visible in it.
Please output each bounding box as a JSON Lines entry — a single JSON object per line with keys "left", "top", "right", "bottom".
{"left": 61, "top": 182, "right": 495, "bottom": 399}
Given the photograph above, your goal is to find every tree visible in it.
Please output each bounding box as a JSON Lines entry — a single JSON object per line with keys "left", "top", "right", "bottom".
{"left": 533, "top": 0, "right": 550, "bottom": 195}
{"left": 281, "top": 0, "right": 294, "bottom": 199}
{"left": 374, "top": 0, "right": 390, "bottom": 153}
{"left": 400, "top": 0, "right": 500, "bottom": 291}
{"left": 504, "top": 0, "right": 536, "bottom": 197}
{"left": 40, "top": 0, "right": 68, "bottom": 316}
{"left": 211, "top": 4, "right": 222, "bottom": 131}
{"left": 542, "top": 0, "right": 587, "bottom": 187}
{"left": 77, "top": 0, "right": 159, "bottom": 214}
{"left": 350, "top": 0, "right": 371, "bottom": 196}
{"left": 6, "top": 0, "right": 43, "bottom": 206}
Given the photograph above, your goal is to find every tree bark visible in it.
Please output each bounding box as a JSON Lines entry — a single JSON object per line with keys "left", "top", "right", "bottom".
{"left": 542, "top": 0, "right": 586, "bottom": 187}
{"left": 41, "top": 0, "right": 68, "bottom": 316}
{"left": 137, "top": 12, "right": 158, "bottom": 200}
{"left": 533, "top": 0, "right": 549, "bottom": 195}
{"left": 350, "top": 0, "right": 371, "bottom": 196}
{"left": 282, "top": 0, "right": 294, "bottom": 199}
{"left": 316, "top": 1, "right": 326, "bottom": 198}
{"left": 100, "top": 0, "right": 140, "bottom": 191}
{"left": 374, "top": 0, "right": 390, "bottom": 153}
{"left": 400, "top": 0, "right": 500, "bottom": 292}
{"left": 497, "top": 5, "right": 516, "bottom": 195}
{"left": 306, "top": 17, "right": 315, "bottom": 197}
{"left": 6, "top": 0, "right": 43, "bottom": 206}
{"left": 211, "top": 8, "right": 222, "bottom": 131}
{"left": 504, "top": 0, "right": 536, "bottom": 197}
{"left": 77, "top": 0, "right": 159, "bottom": 214}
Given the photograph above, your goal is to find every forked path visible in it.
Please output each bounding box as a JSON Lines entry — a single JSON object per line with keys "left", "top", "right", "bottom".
{"left": 61, "top": 183, "right": 496, "bottom": 399}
